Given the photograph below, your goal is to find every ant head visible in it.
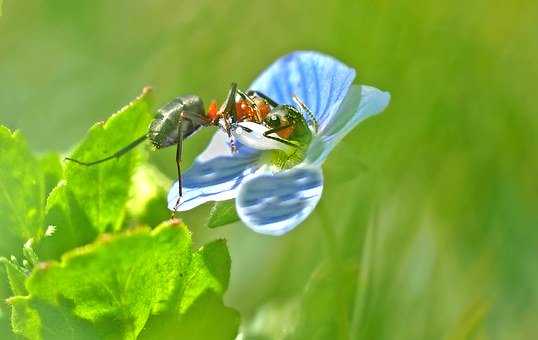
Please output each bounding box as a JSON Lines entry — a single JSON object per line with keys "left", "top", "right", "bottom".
{"left": 264, "top": 105, "right": 302, "bottom": 128}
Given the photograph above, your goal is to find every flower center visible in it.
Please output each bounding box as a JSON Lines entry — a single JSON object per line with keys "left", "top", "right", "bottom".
{"left": 232, "top": 121, "right": 311, "bottom": 170}
{"left": 262, "top": 148, "right": 307, "bottom": 170}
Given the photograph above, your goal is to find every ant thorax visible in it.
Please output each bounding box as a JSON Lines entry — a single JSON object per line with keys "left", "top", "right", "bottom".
{"left": 235, "top": 97, "right": 271, "bottom": 122}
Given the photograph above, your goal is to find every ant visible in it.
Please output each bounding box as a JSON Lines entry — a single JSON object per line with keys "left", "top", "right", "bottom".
{"left": 66, "top": 83, "right": 318, "bottom": 210}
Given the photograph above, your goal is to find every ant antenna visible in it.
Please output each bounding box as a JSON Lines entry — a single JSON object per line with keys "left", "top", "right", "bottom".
{"left": 292, "top": 95, "right": 319, "bottom": 133}
{"left": 65, "top": 135, "right": 148, "bottom": 166}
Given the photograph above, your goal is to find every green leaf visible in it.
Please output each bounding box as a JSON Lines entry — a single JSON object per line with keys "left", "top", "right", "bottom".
{"left": 38, "top": 182, "right": 96, "bottom": 260}
{"left": 125, "top": 164, "right": 171, "bottom": 228}
{"left": 40, "top": 88, "right": 154, "bottom": 259}
{"left": 1, "top": 261, "right": 17, "bottom": 340}
{"left": 11, "top": 295, "right": 108, "bottom": 340}
{"left": 139, "top": 239, "right": 239, "bottom": 340}
{"left": 39, "top": 153, "right": 63, "bottom": 198}
{"left": 1, "top": 257, "right": 27, "bottom": 296}
{"left": 179, "top": 239, "right": 231, "bottom": 312}
{"left": 0, "top": 126, "right": 48, "bottom": 336}
{"left": 11, "top": 221, "right": 239, "bottom": 340}
{"left": 174, "top": 292, "right": 239, "bottom": 340}
{"left": 0, "top": 125, "right": 45, "bottom": 256}
{"left": 207, "top": 200, "right": 239, "bottom": 229}
{"left": 139, "top": 292, "right": 240, "bottom": 340}
{"left": 0, "top": 126, "right": 42, "bottom": 338}
{"left": 63, "top": 87, "right": 153, "bottom": 233}
{"left": 0, "top": 305, "right": 18, "bottom": 340}
{"left": 1, "top": 248, "right": 32, "bottom": 340}
{"left": 28, "top": 221, "right": 190, "bottom": 339}
{"left": 9, "top": 297, "right": 41, "bottom": 340}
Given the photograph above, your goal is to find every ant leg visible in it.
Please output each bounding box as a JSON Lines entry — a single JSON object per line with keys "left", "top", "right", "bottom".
{"left": 65, "top": 135, "right": 147, "bottom": 166}
{"left": 262, "top": 125, "right": 300, "bottom": 148}
{"left": 223, "top": 83, "right": 238, "bottom": 125}
{"left": 172, "top": 125, "right": 183, "bottom": 215}
{"left": 292, "top": 95, "right": 318, "bottom": 133}
{"left": 221, "top": 83, "right": 238, "bottom": 152}
{"left": 246, "top": 90, "right": 278, "bottom": 107}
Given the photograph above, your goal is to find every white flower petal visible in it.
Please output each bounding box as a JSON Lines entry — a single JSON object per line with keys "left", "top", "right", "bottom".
{"left": 232, "top": 122, "right": 293, "bottom": 153}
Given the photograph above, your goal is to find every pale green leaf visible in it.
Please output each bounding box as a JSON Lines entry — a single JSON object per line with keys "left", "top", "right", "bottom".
{"left": 0, "top": 257, "right": 27, "bottom": 296}
{"left": 139, "top": 292, "right": 240, "bottom": 340}
{"left": 9, "top": 297, "right": 41, "bottom": 340}
{"left": 38, "top": 182, "right": 96, "bottom": 260}
{"left": 10, "top": 296, "right": 115, "bottom": 340}
{"left": 63, "top": 87, "right": 153, "bottom": 233}
{"left": 139, "top": 239, "right": 239, "bottom": 340}
{"left": 39, "top": 89, "right": 154, "bottom": 259}
{"left": 0, "top": 305, "right": 17, "bottom": 340}
{"left": 39, "top": 153, "right": 63, "bottom": 198}
{"left": 125, "top": 164, "right": 170, "bottom": 228}
{"left": 14, "top": 221, "right": 192, "bottom": 339}
{"left": 0, "top": 127, "right": 42, "bottom": 336}
{"left": 179, "top": 239, "right": 231, "bottom": 313}
{"left": 207, "top": 200, "right": 239, "bottom": 229}
{"left": 0, "top": 125, "right": 45, "bottom": 256}
{"left": 11, "top": 221, "right": 239, "bottom": 340}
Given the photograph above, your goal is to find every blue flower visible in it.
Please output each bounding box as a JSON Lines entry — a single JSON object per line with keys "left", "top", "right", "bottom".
{"left": 168, "top": 51, "right": 390, "bottom": 235}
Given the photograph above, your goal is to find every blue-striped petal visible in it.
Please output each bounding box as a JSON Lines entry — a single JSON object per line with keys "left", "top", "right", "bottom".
{"left": 168, "top": 130, "right": 262, "bottom": 211}
{"left": 305, "top": 85, "right": 390, "bottom": 166}
{"left": 249, "top": 51, "right": 355, "bottom": 128}
{"left": 236, "top": 167, "right": 323, "bottom": 235}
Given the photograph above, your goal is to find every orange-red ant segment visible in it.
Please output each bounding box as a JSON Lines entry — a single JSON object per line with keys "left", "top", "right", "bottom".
{"left": 255, "top": 98, "right": 272, "bottom": 119}
{"left": 276, "top": 126, "right": 294, "bottom": 139}
{"left": 235, "top": 100, "right": 252, "bottom": 121}
{"left": 207, "top": 100, "right": 218, "bottom": 122}
{"left": 235, "top": 98, "right": 272, "bottom": 122}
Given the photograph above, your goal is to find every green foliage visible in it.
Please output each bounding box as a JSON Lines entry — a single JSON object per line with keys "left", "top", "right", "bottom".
{"left": 2, "top": 1, "right": 538, "bottom": 338}
{"left": 39, "top": 153, "right": 63, "bottom": 198}
{"left": 178, "top": 239, "right": 231, "bottom": 312}
{"left": 125, "top": 164, "right": 171, "bottom": 228}
{"left": 10, "top": 222, "right": 238, "bottom": 340}
{"left": 0, "top": 125, "right": 46, "bottom": 340}
{"left": 207, "top": 201, "right": 239, "bottom": 229}
{"left": 1, "top": 258, "right": 27, "bottom": 296}
{"left": 0, "top": 126, "right": 44, "bottom": 256}
{"left": 140, "top": 240, "right": 239, "bottom": 340}
{"left": 62, "top": 87, "right": 153, "bottom": 233}
{"left": 140, "top": 292, "right": 239, "bottom": 340}
{"left": 40, "top": 88, "right": 153, "bottom": 259}
{"left": 0, "top": 89, "right": 238, "bottom": 339}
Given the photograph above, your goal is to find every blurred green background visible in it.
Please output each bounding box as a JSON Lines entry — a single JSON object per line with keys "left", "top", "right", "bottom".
{"left": 1, "top": 0, "right": 537, "bottom": 339}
